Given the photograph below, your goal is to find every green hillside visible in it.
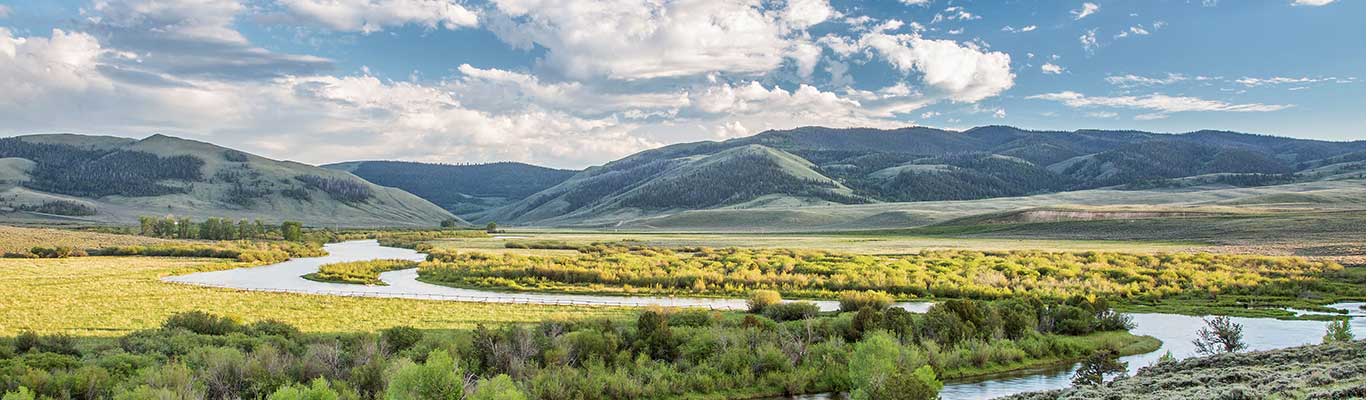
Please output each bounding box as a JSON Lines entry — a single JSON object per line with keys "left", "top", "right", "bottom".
{"left": 483, "top": 126, "right": 1363, "bottom": 225}
{"left": 0, "top": 134, "right": 460, "bottom": 227}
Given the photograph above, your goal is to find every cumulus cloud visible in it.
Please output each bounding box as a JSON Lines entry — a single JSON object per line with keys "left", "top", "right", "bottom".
{"left": 857, "top": 33, "right": 1015, "bottom": 102}
{"left": 1041, "top": 63, "right": 1064, "bottom": 74}
{"left": 486, "top": 0, "right": 833, "bottom": 80}
{"left": 275, "top": 0, "right": 479, "bottom": 33}
{"left": 1027, "top": 91, "right": 1292, "bottom": 119}
{"left": 0, "top": 27, "right": 656, "bottom": 168}
{"left": 1071, "top": 2, "right": 1099, "bottom": 20}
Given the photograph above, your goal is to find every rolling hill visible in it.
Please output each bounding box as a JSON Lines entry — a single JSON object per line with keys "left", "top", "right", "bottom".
{"left": 481, "top": 125, "right": 1363, "bottom": 225}
{"left": 0, "top": 134, "right": 459, "bottom": 227}
{"left": 323, "top": 160, "right": 575, "bottom": 219}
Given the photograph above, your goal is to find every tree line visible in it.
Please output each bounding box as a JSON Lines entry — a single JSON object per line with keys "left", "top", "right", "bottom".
{"left": 138, "top": 215, "right": 304, "bottom": 242}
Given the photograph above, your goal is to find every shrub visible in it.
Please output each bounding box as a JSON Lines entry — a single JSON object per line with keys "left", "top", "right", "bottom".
{"left": 762, "top": 302, "right": 820, "bottom": 322}
{"left": 1193, "top": 316, "right": 1246, "bottom": 356}
{"left": 667, "top": 309, "right": 716, "bottom": 327}
{"left": 838, "top": 291, "right": 893, "bottom": 312}
{"left": 381, "top": 326, "right": 424, "bottom": 353}
{"left": 250, "top": 319, "right": 302, "bottom": 338}
{"left": 1071, "top": 349, "right": 1127, "bottom": 386}
{"left": 386, "top": 350, "right": 465, "bottom": 400}
{"left": 267, "top": 378, "right": 341, "bottom": 400}
{"left": 163, "top": 311, "right": 241, "bottom": 335}
{"left": 747, "top": 290, "right": 782, "bottom": 313}
{"left": 1323, "top": 319, "right": 1354, "bottom": 344}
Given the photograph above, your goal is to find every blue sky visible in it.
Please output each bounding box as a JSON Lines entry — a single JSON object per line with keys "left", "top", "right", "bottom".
{"left": 0, "top": 0, "right": 1361, "bottom": 168}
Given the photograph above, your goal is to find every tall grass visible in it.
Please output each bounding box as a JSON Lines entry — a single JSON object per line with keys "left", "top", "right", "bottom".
{"left": 303, "top": 259, "right": 417, "bottom": 285}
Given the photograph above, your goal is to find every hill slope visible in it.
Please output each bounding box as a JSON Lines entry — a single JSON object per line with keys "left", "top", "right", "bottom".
{"left": 323, "top": 160, "right": 575, "bottom": 219}
{"left": 486, "top": 126, "right": 1363, "bottom": 225}
{"left": 0, "top": 134, "right": 459, "bottom": 227}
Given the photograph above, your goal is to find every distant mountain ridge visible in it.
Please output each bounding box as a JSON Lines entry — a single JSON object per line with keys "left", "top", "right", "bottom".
{"left": 476, "top": 125, "right": 1364, "bottom": 225}
{"left": 0, "top": 134, "right": 459, "bottom": 227}
{"left": 324, "top": 160, "right": 576, "bottom": 219}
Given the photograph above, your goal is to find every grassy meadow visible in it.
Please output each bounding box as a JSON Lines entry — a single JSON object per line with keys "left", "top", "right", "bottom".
{"left": 0, "top": 256, "right": 630, "bottom": 336}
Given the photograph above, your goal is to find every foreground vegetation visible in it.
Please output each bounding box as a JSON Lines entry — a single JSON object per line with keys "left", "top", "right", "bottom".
{"left": 0, "top": 296, "right": 1157, "bottom": 400}
{"left": 304, "top": 260, "right": 418, "bottom": 285}
{"left": 0, "top": 256, "right": 629, "bottom": 336}
{"left": 1002, "top": 340, "right": 1366, "bottom": 400}
{"left": 419, "top": 243, "right": 1358, "bottom": 316}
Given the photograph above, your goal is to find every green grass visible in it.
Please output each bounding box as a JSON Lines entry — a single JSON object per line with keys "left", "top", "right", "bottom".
{"left": 939, "top": 331, "right": 1162, "bottom": 381}
{"left": 302, "top": 259, "right": 418, "bottom": 285}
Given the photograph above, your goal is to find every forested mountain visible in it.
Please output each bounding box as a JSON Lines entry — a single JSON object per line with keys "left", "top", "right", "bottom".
{"left": 484, "top": 125, "right": 1364, "bottom": 225}
{"left": 0, "top": 134, "right": 458, "bottom": 227}
{"left": 323, "top": 160, "right": 575, "bottom": 218}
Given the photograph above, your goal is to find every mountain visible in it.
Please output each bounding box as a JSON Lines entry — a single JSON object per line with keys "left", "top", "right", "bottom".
{"left": 485, "top": 125, "right": 1364, "bottom": 226}
{"left": 323, "top": 160, "right": 576, "bottom": 219}
{"left": 0, "top": 134, "right": 460, "bottom": 227}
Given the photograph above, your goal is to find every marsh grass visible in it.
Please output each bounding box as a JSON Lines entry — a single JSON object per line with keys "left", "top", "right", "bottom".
{"left": 302, "top": 259, "right": 417, "bottom": 285}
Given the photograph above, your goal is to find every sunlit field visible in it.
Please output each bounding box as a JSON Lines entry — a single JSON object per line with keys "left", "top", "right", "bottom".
{"left": 0, "top": 256, "right": 630, "bottom": 336}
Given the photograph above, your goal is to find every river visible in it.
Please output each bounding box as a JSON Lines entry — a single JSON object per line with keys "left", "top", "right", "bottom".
{"left": 165, "top": 240, "right": 1366, "bottom": 399}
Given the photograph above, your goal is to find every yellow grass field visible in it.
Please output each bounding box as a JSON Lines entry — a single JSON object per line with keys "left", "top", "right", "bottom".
{"left": 0, "top": 256, "right": 630, "bottom": 336}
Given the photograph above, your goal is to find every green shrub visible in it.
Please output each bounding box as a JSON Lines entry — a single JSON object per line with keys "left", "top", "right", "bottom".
{"left": 763, "top": 302, "right": 820, "bottom": 322}
{"left": 838, "top": 291, "right": 893, "bottom": 312}
{"left": 382, "top": 326, "right": 424, "bottom": 353}
{"left": 163, "top": 311, "right": 242, "bottom": 335}
{"left": 747, "top": 290, "right": 782, "bottom": 313}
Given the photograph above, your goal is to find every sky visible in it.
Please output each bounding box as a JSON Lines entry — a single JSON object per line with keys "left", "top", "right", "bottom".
{"left": 0, "top": 0, "right": 1362, "bottom": 169}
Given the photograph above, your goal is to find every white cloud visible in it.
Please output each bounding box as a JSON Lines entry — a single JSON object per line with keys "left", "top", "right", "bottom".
{"left": 920, "top": 110, "right": 940, "bottom": 119}
{"left": 1027, "top": 91, "right": 1292, "bottom": 117}
{"left": 1292, "top": 0, "right": 1336, "bottom": 6}
{"left": 1105, "top": 73, "right": 1190, "bottom": 86}
{"left": 1087, "top": 111, "right": 1118, "bottom": 118}
{"left": 88, "top": 0, "right": 248, "bottom": 43}
{"left": 1021, "top": 25, "right": 1037, "bottom": 32}
{"left": 857, "top": 33, "right": 1015, "bottom": 102}
{"left": 0, "top": 27, "right": 657, "bottom": 168}
{"left": 993, "top": 108, "right": 1006, "bottom": 118}
{"left": 932, "top": 6, "right": 980, "bottom": 23}
{"left": 275, "top": 0, "right": 479, "bottom": 33}
{"left": 486, "top": 0, "right": 833, "bottom": 80}
{"left": 1041, "top": 63, "right": 1064, "bottom": 74}
{"left": 1071, "top": 2, "right": 1100, "bottom": 20}
{"left": 899, "top": 0, "right": 931, "bottom": 5}
{"left": 1079, "top": 29, "right": 1098, "bottom": 53}
{"left": 1235, "top": 76, "right": 1335, "bottom": 86}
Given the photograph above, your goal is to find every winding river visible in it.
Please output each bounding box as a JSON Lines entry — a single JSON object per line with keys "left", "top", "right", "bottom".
{"left": 165, "top": 240, "right": 1366, "bottom": 399}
